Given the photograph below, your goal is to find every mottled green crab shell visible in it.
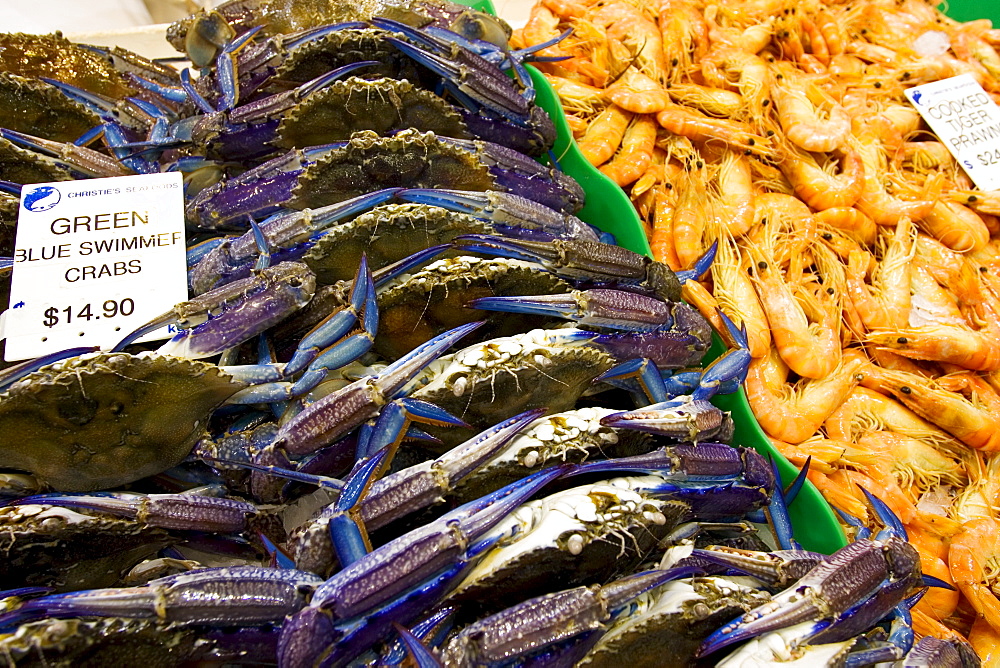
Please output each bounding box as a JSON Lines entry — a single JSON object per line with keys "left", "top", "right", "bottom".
{"left": 0, "top": 353, "right": 246, "bottom": 491}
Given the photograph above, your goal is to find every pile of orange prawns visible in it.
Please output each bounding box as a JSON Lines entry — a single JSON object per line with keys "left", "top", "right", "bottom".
{"left": 515, "top": 0, "right": 1000, "bottom": 655}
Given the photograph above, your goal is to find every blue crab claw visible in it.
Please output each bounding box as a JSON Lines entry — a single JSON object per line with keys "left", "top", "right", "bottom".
{"left": 396, "top": 188, "right": 599, "bottom": 240}
{"left": 861, "top": 488, "right": 909, "bottom": 541}
{"left": 675, "top": 240, "right": 718, "bottom": 284}
{"left": 180, "top": 67, "right": 215, "bottom": 114}
{"left": 564, "top": 442, "right": 764, "bottom": 481}
{"left": 470, "top": 288, "right": 678, "bottom": 332}
{"left": 280, "top": 562, "right": 466, "bottom": 668}
{"left": 784, "top": 456, "right": 810, "bottom": 506}
{"left": 697, "top": 533, "right": 921, "bottom": 657}
{"left": 391, "top": 622, "right": 443, "bottom": 668}
{"left": 453, "top": 233, "right": 683, "bottom": 302}
{"left": 189, "top": 188, "right": 401, "bottom": 293}
{"left": 600, "top": 396, "right": 730, "bottom": 442}
{"left": 691, "top": 310, "right": 750, "bottom": 401}
{"left": 272, "top": 321, "right": 484, "bottom": 456}
{"left": 763, "top": 456, "right": 798, "bottom": 551}
{"left": 355, "top": 398, "right": 468, "bottom": 460}
{"left": 215, "top": 25, "right": 264, "bottom": 111}
{"left": 379, "top": 607, "right": 456, "bottom": 667}
{"left": 283, "top": 255, "right": 378, "bottom": 385}
{"left": 596, "top": 358, "right": 674, "bottom": 405}
{"left": 259, "top": 532, "right": 296, "bottom": 570}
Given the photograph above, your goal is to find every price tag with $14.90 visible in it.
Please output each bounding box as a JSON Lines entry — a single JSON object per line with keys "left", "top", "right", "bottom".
{"left": 4, "top": 172, "right": 188, "bottom": 361}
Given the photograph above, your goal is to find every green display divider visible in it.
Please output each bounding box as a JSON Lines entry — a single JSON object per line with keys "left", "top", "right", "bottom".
{"left": 939, "top": 0, "right": 1000, "bottom": 25}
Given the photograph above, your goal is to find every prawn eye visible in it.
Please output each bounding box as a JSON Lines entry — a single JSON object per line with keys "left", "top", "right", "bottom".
{"left": 826, "top": 287, "right": 835, "bottom": 295}
{"left": 900, "top": 386, "right": 912, "bottom": 395}
{"left": 757, "top": 261, "right": 768, "bottom": 270}
{"left": 822, "top": 233, "right": 833, "bottom": 240}
{"left": 897, "top": 337, "right": 908, "bottom": 344}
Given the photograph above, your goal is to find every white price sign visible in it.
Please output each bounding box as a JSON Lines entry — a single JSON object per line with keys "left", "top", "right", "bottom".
{"left": 905, "top": 74, "right": 1000, "bottom": 191}
{"left": 5, "top": 172, "right": 188, "bottom": 361}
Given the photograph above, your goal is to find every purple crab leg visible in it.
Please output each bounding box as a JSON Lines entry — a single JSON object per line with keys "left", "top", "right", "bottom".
{"left": 440, "top": 567, "right": 702, "bottom": 666}
{"left": 185, "top": 144, "right": 339, "bottom": 229}
{"left": 375, "top": 22, "right": 531, "bottom": 121}
{"left": 9, "top": 491, "right": 256, "bottom": 533}
{"left": 271, "top": 321, "right": 483, "bottom": 456}
{"left": 0, "top": 128, "right": 132, "bottom": 178}
{"left": 470, "top": 288, "right": 675, "bottom": 331}
{"left": 0, "top": 566, "right": 322, "bottom": 631}
{"left": 397, "top": 188, "right": 598, "bottom": 240}
{"left": 899, "top": 636, "right": 981, "bottom": 667}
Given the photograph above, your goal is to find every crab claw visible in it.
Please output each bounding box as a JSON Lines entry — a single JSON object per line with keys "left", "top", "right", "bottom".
{"left": 692, "top": 311, "right": 750, "bottom": 401}
{"left": 600, "top": 395, "right": 731, "bottom": 442}
{"left": 697, "top": 533, "right": 921, "bottom": 657}
{"left": 691, "top": 546, "right": 824, "bottom": 587}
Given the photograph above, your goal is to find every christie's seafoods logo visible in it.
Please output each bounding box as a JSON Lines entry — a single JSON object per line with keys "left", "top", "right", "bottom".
{"left": 22, "top": 185, "right": 61, "bottom": 212}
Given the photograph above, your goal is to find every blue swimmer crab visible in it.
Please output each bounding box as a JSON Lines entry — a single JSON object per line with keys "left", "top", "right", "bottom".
{"left": 185, "top": 129, "right": 582, "bottom": 230}
{"left": 166, "top": 0, "right": 512, "bottom": 67}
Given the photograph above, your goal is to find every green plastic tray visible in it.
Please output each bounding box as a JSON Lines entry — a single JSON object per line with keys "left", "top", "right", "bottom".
{"left": 460, "top": 0, "right": 847, "bottom": 554}
{"left": 939, "top": 0, "right": 1000, "bottom": 25}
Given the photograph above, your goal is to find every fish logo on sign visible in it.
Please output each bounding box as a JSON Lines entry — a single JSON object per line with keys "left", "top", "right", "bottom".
{"left": 22, "top": 185, "right": 61, "bottom": 212}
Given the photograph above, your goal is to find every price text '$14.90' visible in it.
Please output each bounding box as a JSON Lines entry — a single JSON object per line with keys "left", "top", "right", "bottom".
{"left": 42, "top": 298, "right": 136, "bottom": 328}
